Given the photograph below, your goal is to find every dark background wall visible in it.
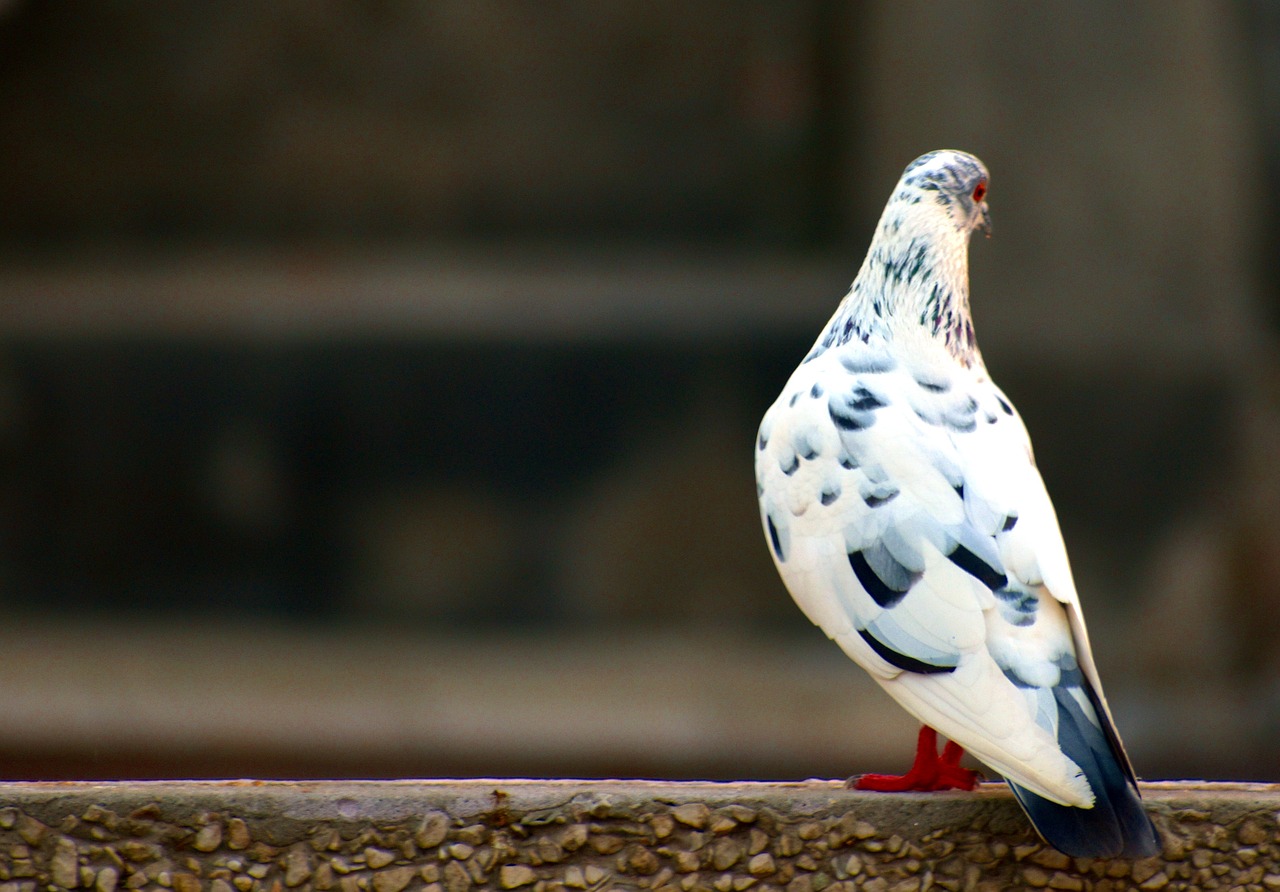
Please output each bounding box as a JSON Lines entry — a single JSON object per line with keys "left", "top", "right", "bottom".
{"left": 0, "top": 1, "right": 1275, "bottom": 785}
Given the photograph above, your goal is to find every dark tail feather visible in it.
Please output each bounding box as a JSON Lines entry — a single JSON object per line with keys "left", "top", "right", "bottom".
{"left": 1007, "top": 679, "right": 1158, "bottom": 858}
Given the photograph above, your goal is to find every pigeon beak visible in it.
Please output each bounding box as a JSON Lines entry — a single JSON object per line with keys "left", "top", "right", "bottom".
{"left": 976, "top": 203, "right": 992, "bottom": 238}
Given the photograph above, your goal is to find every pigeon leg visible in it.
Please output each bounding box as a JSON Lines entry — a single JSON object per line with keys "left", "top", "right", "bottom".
{"left": 848, "top": 726, "right": 979, "bottom": 792}
{"left": 935, "top": 737, "right": 982, "bottom": 790}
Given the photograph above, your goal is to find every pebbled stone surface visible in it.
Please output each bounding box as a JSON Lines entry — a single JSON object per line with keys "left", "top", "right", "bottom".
{"left": 0, "top": 780, "right": 1272, "bottom": 892}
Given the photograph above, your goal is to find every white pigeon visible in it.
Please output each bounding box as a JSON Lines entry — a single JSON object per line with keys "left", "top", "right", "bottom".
{"left": 755, "top": 150, "right": 1158, "bottom": 858}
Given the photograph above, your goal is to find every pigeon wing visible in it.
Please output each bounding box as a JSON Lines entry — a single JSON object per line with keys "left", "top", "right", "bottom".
{"left": 759, "top": 348, "right": 1105, "bottom": 809}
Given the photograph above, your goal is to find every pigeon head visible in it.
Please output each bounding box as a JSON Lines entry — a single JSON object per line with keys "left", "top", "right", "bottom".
{"left": 900, "top": 150, "right": 991, "bottom": 238}
{"left": 822, "top": 150, "right": 992, "bottom": 366}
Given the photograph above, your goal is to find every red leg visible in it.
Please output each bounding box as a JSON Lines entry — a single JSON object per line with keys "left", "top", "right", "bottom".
{"left": 935, "top": 738, "right": 981, "bottom": 789}
{"left": 848, "top": 726, "right": 980, "bottom": 792}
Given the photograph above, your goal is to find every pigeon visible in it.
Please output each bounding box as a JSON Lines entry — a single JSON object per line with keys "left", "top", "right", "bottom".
{"left": 754, "top": 150, "right": 1159, "bottom": 858}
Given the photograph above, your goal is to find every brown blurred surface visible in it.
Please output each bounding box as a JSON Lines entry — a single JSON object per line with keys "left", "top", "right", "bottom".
{"left": 0, "top": 2, "right": 1276, "bottom": 783}
{"left": 0, "top": 621, "right": 1253, "bottom": 785}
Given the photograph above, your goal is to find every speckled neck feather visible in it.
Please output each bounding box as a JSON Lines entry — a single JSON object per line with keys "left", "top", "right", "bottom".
{"left": 820, "top": 153, "right": 987, "bottom": 368}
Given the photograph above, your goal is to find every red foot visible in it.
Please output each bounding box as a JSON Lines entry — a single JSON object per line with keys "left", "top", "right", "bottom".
{"left": 847, "top": 726, "right": 981, "bottom": 792}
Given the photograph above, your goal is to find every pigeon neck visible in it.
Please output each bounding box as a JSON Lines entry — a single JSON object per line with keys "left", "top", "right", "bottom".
{"left": 822, "top": 201, "right": 982, "bottom": 368}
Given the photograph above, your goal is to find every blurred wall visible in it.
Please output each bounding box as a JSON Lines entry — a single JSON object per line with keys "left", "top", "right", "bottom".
{"left": 0, "top": 1, "right": 1276, "bottom": 782}
{"left": 0, "top": 1, "right": 835, "bottom": 246}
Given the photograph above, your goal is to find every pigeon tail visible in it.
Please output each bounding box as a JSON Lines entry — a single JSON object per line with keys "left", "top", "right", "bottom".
{"left": 1008, "top": 677, "right": 1158, "bottom": 858}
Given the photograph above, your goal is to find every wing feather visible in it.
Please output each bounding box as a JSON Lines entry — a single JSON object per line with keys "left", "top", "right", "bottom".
{"left": 756, "top": 347, "right": 1115, "bottom": 806}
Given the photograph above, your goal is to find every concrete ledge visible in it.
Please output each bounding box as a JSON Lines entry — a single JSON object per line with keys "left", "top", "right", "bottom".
{"left": 0, "top": 781, "right": 1272, "bottom": 892}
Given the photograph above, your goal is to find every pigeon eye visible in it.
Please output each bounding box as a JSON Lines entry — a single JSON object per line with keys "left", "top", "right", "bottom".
{"left": 972, "top": 182, "right": 987, "bottom": 203}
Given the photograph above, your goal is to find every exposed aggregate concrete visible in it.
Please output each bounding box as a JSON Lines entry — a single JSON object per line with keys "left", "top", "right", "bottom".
{"left": 0, "top": 781, "right": 1274, "bottom": 892}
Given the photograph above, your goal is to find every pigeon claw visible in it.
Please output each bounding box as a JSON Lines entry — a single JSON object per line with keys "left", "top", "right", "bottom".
{"left": 846, "top": 726, "right": 981, "bottom": 793}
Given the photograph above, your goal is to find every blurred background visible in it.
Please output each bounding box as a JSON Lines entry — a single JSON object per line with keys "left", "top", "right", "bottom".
{"left": 0, "top": 0, "right": 1276, "bottom": 783}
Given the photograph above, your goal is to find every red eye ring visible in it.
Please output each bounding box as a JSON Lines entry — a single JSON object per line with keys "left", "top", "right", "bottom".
{"left": 972, "top": 181, "right": 987, "bottom": 203}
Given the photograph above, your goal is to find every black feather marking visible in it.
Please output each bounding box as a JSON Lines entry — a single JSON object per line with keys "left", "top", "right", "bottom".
{"left": 830, "top": 404, "right": 870, "bottom": 431}
{"left": 858, "top": 628, "right": 956, "bottom": 674}
{"left": 916, "top": 376, "right": 950, "bottom": 393}
{"left": 850, "top": 551, "right": 902, "bottom": 606}
{"left": 848, "top": 548, "right": 917, "bottom": 608}
{"left": 820, "top": 486, "right": 840, "bottom": 506}
{"left": 767, "top": 516, "right": 785, "bottom": 562}
{"left": 829, "top": 385, "right": 887, "bottom": 431}
{"left": 947, "top": 543, "right": 1008, "bottom": 591}
{"left": 838, "top": 453, "right": 858, "bottom": 470}
{"left": 850, "top": 386, "right": 886, "bottom": 411}
{"left": 906, "top": 243, "right": 928, "bottom": 280}
{"left": 1002, "top": 515, "right": 1018, "bottom": 532}
{"left": 789, "top": 392, "right": 800, "bottom": 407}
{"left": 757, "top": 431, "right": 768, "bottom": 451}
{"left": 864, "top": 489, "right": 898, "bottom": 508}
{"left": 994, "top": 586, "right": 1038, "bottom": 623}
{"left": 781, "top": 453, "right": 799, "bottom": 476}
{"left": 793, "top": 431, "right": 819, "bottom": 461}
{"left": 1005, "top": 678, "right": 1158, "bottom": 858}
{"left": 913, "top": 392, "right": 979, "bottom": 434}
{"left": 810, "top": 383, "right": 824, "bottom": 398}
{"left": 823, "top": 315, "right": 874, "bottom": 349}
{"left": 1000, "top": 666, "right": 1035, "bottom": 689}
{"left": 997, "top": 395, "right": 1014, "bottom": 415}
